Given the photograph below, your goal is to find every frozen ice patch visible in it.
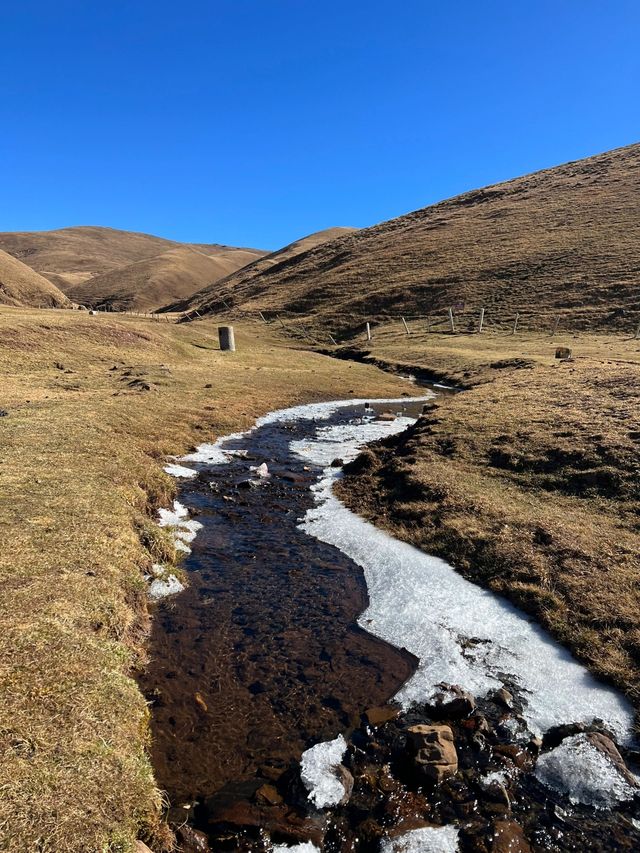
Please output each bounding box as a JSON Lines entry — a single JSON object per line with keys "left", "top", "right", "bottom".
{"left": 163, "top": 463, "right": 198, "bottom": 478}
{"left": 272, "top": 844, "right": 320, "bottom": 853}
{"left": 149, "top": 574, "right": 185, "bottom": 600}
{"left": 157, "top": 500, "right": 202, "bottom": 554}
{"left": 300, "top": 734, "right": 348, "bottom": 808}
{"left": 379, "top": 824, "right": 459, "bottom": 852}
{"left": 182, "top": 432, "right": 246, "bottom": 465}
{"left": 294, "top": 414, "right": 635, "bottom": 743}
{"left": 535, "top": 734, "right": 638, "bottom": 808}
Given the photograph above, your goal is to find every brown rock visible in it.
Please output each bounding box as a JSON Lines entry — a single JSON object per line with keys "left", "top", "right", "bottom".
{"left": 175, "top": 826, "right": 211, "bottom": 852}
{"left": 335, "top": 764, "right": 355, "bottom": 805}
{"left": 555, "top": 346, "right": 572, "bottom": 359}
{"left": 365, "top": 705, "right": 401, "bottom": 727}
{"left": 493, "top": 687, "right": 514, "bottom": 709}
{"left": 491, "top": 819, "right": 531, "bottom": 852}
{"left": 431, "top": 684, "right": 476, "bottom": 718}
{"left": 406, "top": 724, "right": 458, "bottom": 783}
{"left": 375, "top": 411, "right": 396, "bottom": 421}
{"left": 493, "top": 743, "right": 530, "bottom": 770}
{"left": 586, "top": 732, "right": 639, "bottom": 788}
{"left": 256, "top": 783, "right": 283, "bottom": 806}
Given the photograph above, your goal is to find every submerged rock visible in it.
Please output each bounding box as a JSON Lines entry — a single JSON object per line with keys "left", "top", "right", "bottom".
{"left": 406, "top": 724, "right": 458, "bottom": 783}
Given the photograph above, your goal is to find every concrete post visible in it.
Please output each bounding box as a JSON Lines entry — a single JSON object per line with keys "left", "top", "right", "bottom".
{"left": 218, "top": 326, "right": 236, "bottom": 352}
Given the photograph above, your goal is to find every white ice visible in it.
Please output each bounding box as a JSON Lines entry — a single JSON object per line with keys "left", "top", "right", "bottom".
{"left": 379, "top": 824, "right": 460, "bottom": 853}
{"left": 163, "top": 463, "right": 198, "bottom": 478}
{"left": 300, "top": 734, "right": 348, "bottom": 808}
{"left": 157, "top": 500, "right": 203, "bottom": 555}
{"left": 535, "top": 733, "right": 638, "bottom": 808}
{"left": 291, "top": 411, "right": 635, "bottom": 744}
{"left": 149, "top": 574, "right": 185, "bottom": 600}
{"left": 182, "top": 431, "right": 246, "bottom": 464}
{"left": 272, "top": 844, "right": 320, "bottom": 853}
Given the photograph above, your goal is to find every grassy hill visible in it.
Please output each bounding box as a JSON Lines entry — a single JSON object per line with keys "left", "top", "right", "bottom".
{"left": 0, "top": 248, "right": 70, "bottom": 307}
{"left": 0, "top": 225, "right": 265, "bottom": 303}
{"left": 168, "top": 226, "right": 357, "bottom": 313}
{"left": 66, "top": 245, "right": 262, "bottom": 312}
{"left": 179, "top": 144, "right": 640, "bottom": 335}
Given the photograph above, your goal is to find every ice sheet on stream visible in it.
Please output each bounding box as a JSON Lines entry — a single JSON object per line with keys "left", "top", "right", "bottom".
{"left": 290, "top": 417, "right": 635, "bottom": 745}
{"left": 300, "top": 734, "right": 348, "bottom": 808}
{"left": 535, "top": 734, "right": 638, "bottom": 808}
{"left": 163, "top": 463, "right": 198, "bottom": 478}
{"left": 379, "top": 825, "right": 460, "bottom": 853}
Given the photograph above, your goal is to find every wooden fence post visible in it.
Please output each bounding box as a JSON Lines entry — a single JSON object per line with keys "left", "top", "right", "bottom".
{"left": 448, "top": 307, "right": 455, "bottom": 334}
{"left": 366, "top": 322, "right": 372, "bottom": 341}
{"left": 512, "top": 313, "right": 519, "bottom": 335}
{"left": 551, "top": 316, "right": 560, "bottom": 337}
{"left": 426, "top": 314, "right": 431, "bottom": 334}
{"left": 634, "top": 320, "right": 640, "bottom": 340}
{"left": 259, "top": 311, "right": 268, "bottom": 323}
{"left": 328, "top": 334, "right": 338, "bottom": 346}
{"left": 478, "top": 308, "right": 485, "bottom": 333}
{"left": 401, "top": 317, "right": 410, "bottom": 335}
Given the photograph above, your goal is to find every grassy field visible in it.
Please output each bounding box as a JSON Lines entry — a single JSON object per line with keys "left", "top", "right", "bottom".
{"left": 337, "top": 323, "right": 640, "bottom": 712}
{"left": 0, "top": 307, "right": 416, "bottom": 853}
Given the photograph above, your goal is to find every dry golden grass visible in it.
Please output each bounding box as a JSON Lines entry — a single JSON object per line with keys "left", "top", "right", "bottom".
{"left": 0, "top": 249, "right": 70, "bottom": 308}
{"left": 181, "top": 143, "right": 640, "bottom": 335}
{"left": 338, "top": 325, "right": 640, "bottom": 710}
{"left": 0, "top": 307, "right": 413, "bottom": 853}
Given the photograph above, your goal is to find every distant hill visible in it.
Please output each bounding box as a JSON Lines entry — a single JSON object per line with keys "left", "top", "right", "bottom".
{"left": 176, "top": 144, "right": 640, "bottom": 333}
{"left": 168, "top": 227, "right": 357, "bottom": 313}
{"left": 67, "top": 245, "right": 263, "bottom": 312}
{"left": 0, "top": 225, "right": 265, "bottom": 312}
{"left": 0, "top": 249, "right": 70, "bottom": 307}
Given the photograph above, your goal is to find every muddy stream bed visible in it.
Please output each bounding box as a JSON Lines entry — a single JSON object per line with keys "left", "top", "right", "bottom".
{"left": 139, "top": 395, "right": 640, "bottom": 852}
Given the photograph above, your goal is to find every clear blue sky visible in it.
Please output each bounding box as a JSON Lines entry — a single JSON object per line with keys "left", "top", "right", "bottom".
{"left": 1, "top": 1, "right": 638, "bottom": 250}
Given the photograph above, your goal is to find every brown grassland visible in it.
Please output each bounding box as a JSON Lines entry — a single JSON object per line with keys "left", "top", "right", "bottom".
{"left": 0, "top": 307, "right": 415, "bottom": 853}
{"left": 336, "top": 321, "right": 640, "bottom": 711}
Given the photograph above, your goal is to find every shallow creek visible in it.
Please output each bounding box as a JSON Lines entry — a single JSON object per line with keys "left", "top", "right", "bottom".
{"left": 139, "top": 395, "right": 639, "bottom": 851}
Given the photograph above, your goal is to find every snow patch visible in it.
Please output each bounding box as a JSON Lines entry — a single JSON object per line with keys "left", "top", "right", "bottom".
{"left": 272, "top": 844, "right": 320, "bottom": 853}
{"left": 535, "top": 733, "right": 638, "bottom": 808}
{"left": 300, "top": 734, "right": 348, "bottom": 808}
{"left": 157, "top": 500, "right": 202, "bottom": 555}
{"left": 182, "top": 432, "right": 246, "bottom": 464}
{"left": 379, "top": 824, "right": 460, "bottom": 852}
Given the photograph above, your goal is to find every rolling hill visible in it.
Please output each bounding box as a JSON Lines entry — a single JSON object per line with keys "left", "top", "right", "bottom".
{"left": 177, "top": 144, "right": 640, "bottom": 334}
{"left": 0, "top": 225, "right": 266, "bottom": 312}
{"left": 67, "top": 245, "right": 263, "bottom": 312}
{"left": 167, "top": 226, "right": 357, "bottom": 313}
{"left": 0, "top": 249, "right": 71, "bottom": 307}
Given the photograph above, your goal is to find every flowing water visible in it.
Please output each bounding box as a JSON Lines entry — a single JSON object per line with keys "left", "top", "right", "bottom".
{"left": 139, "top": 394, "right": 638, "bottom": 850}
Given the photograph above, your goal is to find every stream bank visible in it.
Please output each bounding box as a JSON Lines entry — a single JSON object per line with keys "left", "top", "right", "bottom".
{"left": 141, "top": 396, "right": 639, "bottom": 852}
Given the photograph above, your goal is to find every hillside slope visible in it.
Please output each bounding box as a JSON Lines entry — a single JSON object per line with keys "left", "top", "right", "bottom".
{"left": 66, "top": 245, "right": 261, "bottom": 312}
{"left": 181, "top": 144, "right": 640, "bottom": 333}
{"left": 169, "top": 226, "right": 357, "bottom": 313}
{"left": 0, "top": 249, "right": 70, "bottom": 307}
{"left": 0, "top": 226, "right": 264, "bottom": 294}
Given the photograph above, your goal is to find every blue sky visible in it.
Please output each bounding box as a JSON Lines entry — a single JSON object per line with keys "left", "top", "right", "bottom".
{"left": 1, "top": 1, "right": 638, "bottom": 250}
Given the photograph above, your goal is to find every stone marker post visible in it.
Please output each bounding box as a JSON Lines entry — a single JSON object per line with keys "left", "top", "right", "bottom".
{"left": 218, "top": 326, "right": 236, "bottom": 352}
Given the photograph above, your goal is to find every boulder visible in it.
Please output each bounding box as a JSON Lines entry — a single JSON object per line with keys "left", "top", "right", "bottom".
{"left": 585, "top": 732, "right": 639, "bottom": 788}
{"left": 429, "top": 684, "right": 476, "bottom": 719}
{"left": 406, "top": 724, "right": 458, "bottom": 783}
{"left": 555, "top": 346, "right": 572, "bottom": 360}
{"left": 491, "top": 819, "right": 531, "bottom": 852}
{"left": 365, "top": 705, "right": 401, "bottom": 727}
{"left": 375, "top": 411, "right": 396, "bottom": 422}
{"left": 175, "top": 826, "right": 211, "bottom": 852}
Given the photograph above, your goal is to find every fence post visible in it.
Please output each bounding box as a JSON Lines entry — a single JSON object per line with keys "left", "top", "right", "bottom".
{"left": 328, "top": 334, "right": 338, "bottom": 346}
{"left": 426, "top": 314, "right": 431, "bottom": 334}
{"left": 478, "top": 308, "right": 485, "bottom": 333}
{"left": 448, "top": 307, "right": 455, "bottom": 333}
{"left": 218, "top": 326, "right": 236, "bottom": 351}
{"left": 366, "top": 322, "right": 372, "bottom": 341}
{"left": 259, "top": 311, "right": 268, "bottom": 323}
{"left": 512, "top": 313, "right": 519, "bottom": 335}
{"left": 635, "top": 320, "right": 640, "bottom": 340}
{"left": 551, "top": 316, "right": 560, "bottom": 337}
{"left": 401, "top": 317, "right": 410, "bottom": 335}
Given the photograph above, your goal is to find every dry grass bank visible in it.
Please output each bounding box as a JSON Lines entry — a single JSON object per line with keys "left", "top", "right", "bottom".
{"left": 338, "top": 325, "right": 640, "bottom": 711}
{"left": 0, "top": 307, "right": 414, "bottom": 853}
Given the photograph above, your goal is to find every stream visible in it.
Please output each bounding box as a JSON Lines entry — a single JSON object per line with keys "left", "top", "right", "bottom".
{"left": 139, "top": 394, "right": 640, "bottom": 852}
